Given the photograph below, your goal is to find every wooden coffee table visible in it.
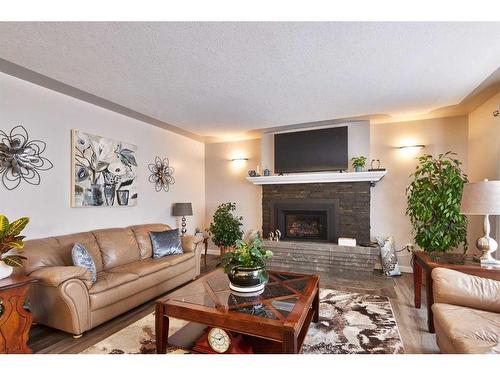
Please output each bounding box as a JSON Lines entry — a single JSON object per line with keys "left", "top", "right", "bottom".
{"left": 155, "top": 268, "right": 320, "bottom": 354}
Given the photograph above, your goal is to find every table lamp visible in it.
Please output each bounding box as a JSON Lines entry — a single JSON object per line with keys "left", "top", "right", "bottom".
{"left": 172, "top": 202, "right": 193, "bottom": 235}
{"left": 460, "top": 179, "right": 500, "bottom": 265}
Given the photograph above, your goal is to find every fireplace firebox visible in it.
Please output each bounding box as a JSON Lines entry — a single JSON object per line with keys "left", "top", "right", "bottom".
{"left": 270, "top": 199, "right": 339, "bottom": 242}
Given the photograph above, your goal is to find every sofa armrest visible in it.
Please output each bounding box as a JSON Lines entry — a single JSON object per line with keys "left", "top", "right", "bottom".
{"left": 181, "top": 235, "right": 204, "bottom": 253}
{"left": 432, "top": 268, "right": 500, "bottom": 313}
{"left": 30, "top": 266, "right": 93, "bottom": 289}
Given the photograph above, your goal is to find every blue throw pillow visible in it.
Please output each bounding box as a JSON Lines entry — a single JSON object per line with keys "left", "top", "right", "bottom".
{"left": 71, "top": 243, "right": 97, "bottom": 283}
{"left": 150, "top": 229, "right": 183, "bottom": 258}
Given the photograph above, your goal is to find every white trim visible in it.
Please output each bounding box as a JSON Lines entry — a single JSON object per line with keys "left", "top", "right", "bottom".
{"left": 246, "top": 170, "right": 387, "bottom": 185}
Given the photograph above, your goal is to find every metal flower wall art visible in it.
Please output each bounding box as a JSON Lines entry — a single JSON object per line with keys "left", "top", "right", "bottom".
{"left": 148, "top": 156, "right": 175, "bottom": 192}
{"left": 0, "top": 125, "right": 54, "bottom": 190}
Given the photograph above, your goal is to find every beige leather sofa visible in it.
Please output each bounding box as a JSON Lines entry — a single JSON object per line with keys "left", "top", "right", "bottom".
{"left": 23, "top": 224, "right": 203, "bottom": 336}
{"left": 431, "top": 268, "right": 500, "bottom": 354}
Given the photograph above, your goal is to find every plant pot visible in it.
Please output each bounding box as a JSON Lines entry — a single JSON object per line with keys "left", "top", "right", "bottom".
{"left": 0, "top": 261, "right": 13, "bottom": 280}
{"left": 228, "top": 266, "right": 269, "bottom": 293}
{"left": 355, "top": 166, "right": 363, "bottom": 172}
{"left": 219, "top": 245, "right": 235, "bottom": 255}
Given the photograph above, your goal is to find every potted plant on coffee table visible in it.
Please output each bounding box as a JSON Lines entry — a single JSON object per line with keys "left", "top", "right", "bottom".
{"left": 0, "top": 215, "right": 29, "bottom": 279}
{"left": 221, "top": 237, "right": 273, "bottom": 293}
{"left": 351, "top": 156, "right": 367, "bottom": 172}
{"left": 209, "top": 202, "right": 244, "bottom": 255}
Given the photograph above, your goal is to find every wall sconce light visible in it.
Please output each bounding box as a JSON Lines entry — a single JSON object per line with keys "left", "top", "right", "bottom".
{"left": 398, "top": 144, "right": 426, "bottom": 157}
{"left": 230, "top": 158, "right": 249, "bottom": 162}
{"left": 398, "top": 144, "right": 425, "bottom": 150}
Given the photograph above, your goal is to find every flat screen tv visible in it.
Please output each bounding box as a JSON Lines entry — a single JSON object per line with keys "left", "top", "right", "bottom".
{"left": 274, "top": 126, "right": 348, "bottom": 173}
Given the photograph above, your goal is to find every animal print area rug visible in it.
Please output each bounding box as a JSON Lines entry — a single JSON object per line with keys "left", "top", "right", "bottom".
{"left": 82, "top": 288, "right": 404, "bottom": 354}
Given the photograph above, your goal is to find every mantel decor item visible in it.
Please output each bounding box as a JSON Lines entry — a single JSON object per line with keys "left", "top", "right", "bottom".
{"left": 0, "top": 125, "right": 53, "bottom": 190}
{"left": 72, "top": 130, "right": 138, "bottom": 207}
{"left": 172, "top": 202, "right": 193, "bottom": 235}
{"left": 351, "top": 156, "right": 367, "bottom": 172}
{"left": 148, "top": 156, "right": 175, "bottom": 192}
{"left": 208, "top": 202, "right": 243, "bottom": 254}
{"left": 0, "top": 215, "right": 29, "bottom": 280}
{"left": 461, "top": 179, "right": 500, "bottom": 265}
{"left": 406, "top": 152, "right": 468, "bottom": 253}
{"left": 221, "top": 237, "right": 273, "bottom": 293}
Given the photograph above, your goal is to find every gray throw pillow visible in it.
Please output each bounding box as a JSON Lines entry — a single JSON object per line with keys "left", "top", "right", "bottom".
{"left": 71, "top": 243, "right": 97, "bottom": 283}
{"left": 150, "top": 229, "right": 183, "bottom": 258}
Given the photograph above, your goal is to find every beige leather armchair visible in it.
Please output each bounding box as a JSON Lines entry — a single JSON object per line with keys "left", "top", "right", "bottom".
{"left": 431, "top": 268, "right": 500, "bottom": 354}
{"left": 24, "top": 224, "right": 204, "bottom": 336}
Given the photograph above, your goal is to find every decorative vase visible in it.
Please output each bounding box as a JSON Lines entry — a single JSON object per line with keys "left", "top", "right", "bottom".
{"left": 355, "top": 166, "right": 363, "bottom": 172}
{"left": 104, "top": 184, "right": 116, "bottom": 206}
{"left": 0, "top": 261, "right": 13, "bottom": 280}
{"left": 227, "top": 266, "right": 269, "bottom": 293}
{"left": 116, "top": 190, "right": 129, "bottom": 206}
{"left": 90, "top": 183, "right": 104, "bottom": 206}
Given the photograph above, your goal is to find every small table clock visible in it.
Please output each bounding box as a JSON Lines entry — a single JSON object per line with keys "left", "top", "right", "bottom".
{"left": 192, "top": 327, "right": 253, "bottom": 354}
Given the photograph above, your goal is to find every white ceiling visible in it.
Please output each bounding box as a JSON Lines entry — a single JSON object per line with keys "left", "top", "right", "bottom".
{"left": 1, "top": 22, "right": 500, "bottom": 138}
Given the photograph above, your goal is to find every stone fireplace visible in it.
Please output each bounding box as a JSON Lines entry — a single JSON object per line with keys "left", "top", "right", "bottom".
{"left": 262, "top": 182, "right": 371, "bottom": 244}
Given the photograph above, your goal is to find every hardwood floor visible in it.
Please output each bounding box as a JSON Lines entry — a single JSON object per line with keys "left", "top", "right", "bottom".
{"left": 28, "top": 254, "right": 439, "bottom": 354}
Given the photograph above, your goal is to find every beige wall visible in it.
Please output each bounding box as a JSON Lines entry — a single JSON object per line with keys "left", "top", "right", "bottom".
{"left": 467, "top": 91, "right": 500, "bottom": 255}
{"left": 370, "top": 116, "right": 469, "bottom": 270}
{"left": 0, "top": 73, "right": 206, "bottom": 239}
{"left": 204, "top": 139, "right": 261, "bottom": 249}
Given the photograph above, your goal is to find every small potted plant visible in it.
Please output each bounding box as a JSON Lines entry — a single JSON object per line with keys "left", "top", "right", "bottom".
{"left": 209, "top": 202, "right": 244, "bottom": 254}
{"left": 221, "top": 237, "right": 273, "bottom": 293}
{"left": 0, "top": 215, "right": 29, "bottom": 279}
{"left": 351, "top": 156, "right": 367, "bottom": 172}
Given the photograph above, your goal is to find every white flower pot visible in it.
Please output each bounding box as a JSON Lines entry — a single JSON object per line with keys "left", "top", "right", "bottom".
{"left": 0, "top": 261, "right": 13, "bottom": 280}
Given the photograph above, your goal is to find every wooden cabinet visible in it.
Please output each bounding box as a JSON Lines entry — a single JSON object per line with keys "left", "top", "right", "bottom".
{"left": 0, "top": 275, "right": 38, "bottom": 354}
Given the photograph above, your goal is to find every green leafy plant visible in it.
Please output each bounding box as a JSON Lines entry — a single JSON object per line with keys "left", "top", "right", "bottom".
{"left": 351, "top": 156, "right": 367, "bottom": 169}
{"left": 208, "top": 202, "right": 243, "bottom": 249}
{"left": 221, "top": 237, "right": 273, "bottom": 274}
{"left": 0, "top": 215, "right": 29, "bottom": 267}
{"left": 406, "top": 152, "right": 468, "bottom": 253}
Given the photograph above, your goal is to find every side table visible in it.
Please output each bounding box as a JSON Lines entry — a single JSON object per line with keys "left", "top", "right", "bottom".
{"left": 0, "top": 275, "right": 38, "bottom": 354}
{"left": 412, "top": 251, "right": 500, "bottom": 333}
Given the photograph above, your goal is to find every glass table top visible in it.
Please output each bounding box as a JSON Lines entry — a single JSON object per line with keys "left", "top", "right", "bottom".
{"left": 165, "top": 268, "right": 316, "bottom": 322}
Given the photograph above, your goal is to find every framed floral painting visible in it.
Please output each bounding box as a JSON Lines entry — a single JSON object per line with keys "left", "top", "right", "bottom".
{"left": 71, "top": 130, "right": 138, "bottom": 207}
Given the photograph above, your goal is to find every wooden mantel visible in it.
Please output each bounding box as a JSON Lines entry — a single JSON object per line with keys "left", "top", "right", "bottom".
{"left": 246, "top": 170, "right": 387, "bottom": 186}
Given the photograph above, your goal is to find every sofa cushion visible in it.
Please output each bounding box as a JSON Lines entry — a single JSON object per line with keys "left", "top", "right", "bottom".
{"left": 23, "top": 237, "right": 64, "bottom": 274}
{"left": 90, "top": 256, "right": 196, "bottom": 311}
{"left": 432, "top": 302, "right": 500, "bottom": 354}
{"left": 128, "top": 223, "right": 171, "bottom": 259}
{"left": 56, "top": 232, "right": 103, "bottom": 272}
{"left": 150, "top": 229, "right": 183, "bottom": 258}
{"left": 109, "top": 252, "right": 195, "bottom": 277}
{"left": 89, "top": 271, "right": 139, "bottom": 295}
{"left": 92, "top": 228, "right": 141, "bottom": 270}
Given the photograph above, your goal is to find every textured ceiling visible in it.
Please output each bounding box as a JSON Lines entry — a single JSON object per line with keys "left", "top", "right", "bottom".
{"left": 1, "top": 22, "right": 500, "bottom": 138}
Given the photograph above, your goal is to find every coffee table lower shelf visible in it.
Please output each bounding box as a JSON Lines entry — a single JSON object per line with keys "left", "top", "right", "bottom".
{"left": 164, "top": 306, "right": 316, "bottom": 354}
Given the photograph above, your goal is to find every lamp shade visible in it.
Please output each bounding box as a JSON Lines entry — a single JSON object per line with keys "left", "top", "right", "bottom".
{"left": 172, "top": 202, "right": 193, "bottom": 216}
{"left": 460, "top": 180, "right": 500, "bottom": 215}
